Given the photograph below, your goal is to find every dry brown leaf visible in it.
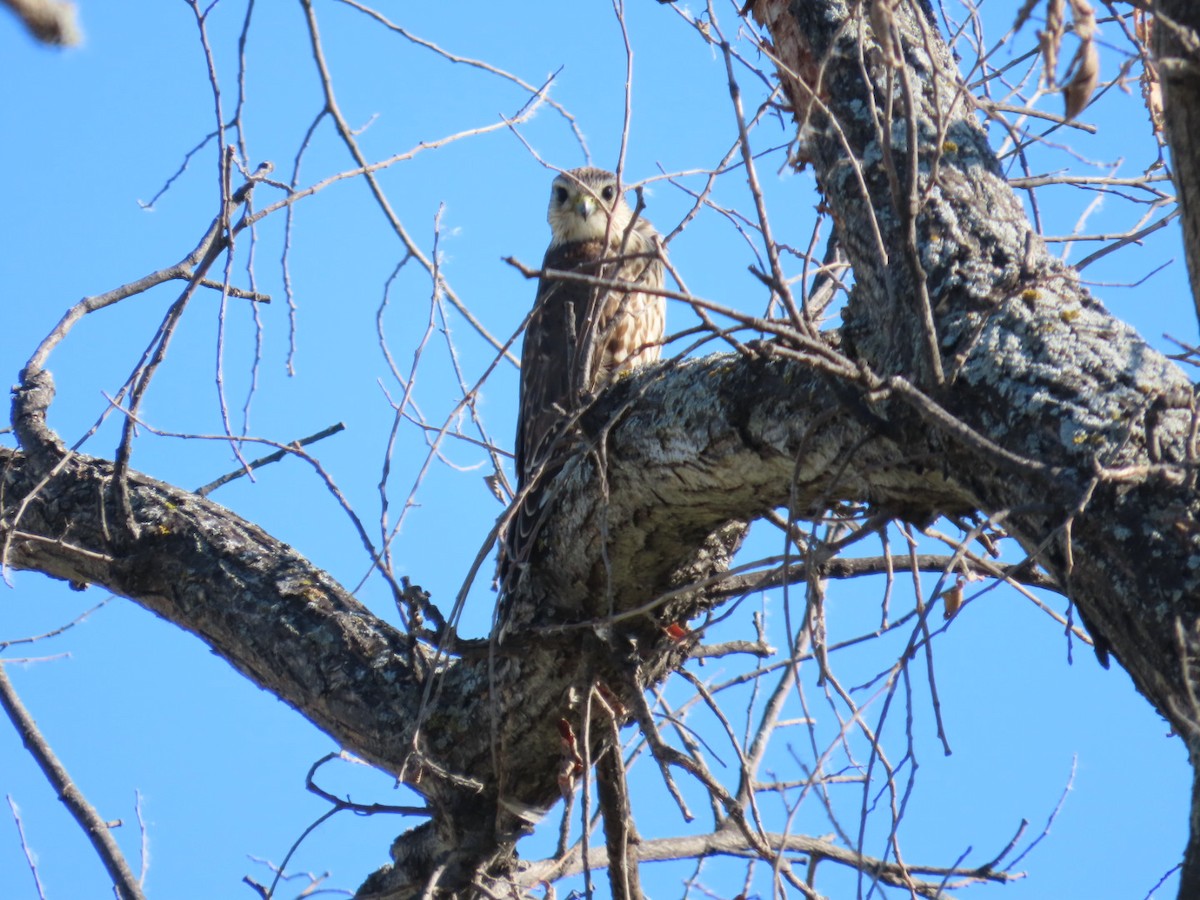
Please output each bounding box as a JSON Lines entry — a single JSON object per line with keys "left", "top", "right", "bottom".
{"left": 1039, "top": 31, "right": 1059, "bottom": 86}
{"left": 1134, "top": 11, "right": 1164, "bottom": 137}
{"left": 1047, "top": 0, "right": 1065, "bottom": 31}
{"left": 1144, "top": 73, "right": 1164, "bottom": 134}
{"left": 1134, "top": 7, "right": 1152, "bottom": 44}
{"left": 483, "top": 471, "right": 506, "bottom": 503}
{"left": 1039, "top": 0, "right": 1066, "bottom": 86}
{"left": 1063, "top": 37, "right": 1100, "bottom": 119}
{"left": 942, "top": 581, "right": 964, "bottom": 620}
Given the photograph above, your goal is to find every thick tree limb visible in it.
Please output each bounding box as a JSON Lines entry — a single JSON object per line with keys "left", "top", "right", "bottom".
{"left": 6, "top": 307, "right": 1191, "bottom": 897}
{"left": 750, "top": 0, "right": 1200, "bottom": 892}
{"left": 4, "top": 353, "right": 964, "bottom": 896}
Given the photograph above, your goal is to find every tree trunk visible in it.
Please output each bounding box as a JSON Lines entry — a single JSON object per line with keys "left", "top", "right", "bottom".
{"left": 1156, "top": 0, "right": 1200, "bottom": 331}
{"left": 751, "top": 0, "right": 1200, "bottom": 892}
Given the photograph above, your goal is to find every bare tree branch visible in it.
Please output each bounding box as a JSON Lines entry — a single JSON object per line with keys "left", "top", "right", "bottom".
{"left": 0, "top": 664, "right": 144, "bottom": 900}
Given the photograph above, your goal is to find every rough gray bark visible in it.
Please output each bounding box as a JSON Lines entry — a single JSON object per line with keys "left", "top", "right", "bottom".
{"left": 1127, "top": 7, "right": 1200, "bottom": 882}
{"left": 4, "top": 2, "right": 1200, "bottom": 897}
{"left": 4, "top": 355, "right": 968, "bottom": 896}
{"left": 753, "top": 0, "right": 1200, "bottom": 895}
{"left": 1157, "top": 1, "right": 1200, "bottom": 332}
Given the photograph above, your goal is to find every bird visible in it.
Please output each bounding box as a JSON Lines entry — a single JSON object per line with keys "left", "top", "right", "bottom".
{"left": 502, "top": 166, "right": 666, "bottom": 590}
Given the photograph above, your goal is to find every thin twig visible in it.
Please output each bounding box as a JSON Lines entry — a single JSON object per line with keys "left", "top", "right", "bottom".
{"left": 195, "top": 422, "right": 346, "bottom": 496}
{"left": 7, "top": 795, "right": 47, "bottom": 900}
{"left": 0, "top": 664, "right": 145, "bottom": 900}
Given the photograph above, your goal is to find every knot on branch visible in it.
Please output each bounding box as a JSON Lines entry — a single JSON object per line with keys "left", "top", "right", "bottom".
{"left": 11, "top": 366, "right": 66, "bottom": 465}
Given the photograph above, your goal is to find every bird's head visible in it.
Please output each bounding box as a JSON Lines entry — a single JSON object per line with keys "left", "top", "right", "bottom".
{"left": 546, "top": 167, "right": 634, "bottom": 247}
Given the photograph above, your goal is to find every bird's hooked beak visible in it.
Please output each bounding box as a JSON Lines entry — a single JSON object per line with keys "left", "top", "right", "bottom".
{"left": 574, "top": 196, "right": 596, "bottom": 221}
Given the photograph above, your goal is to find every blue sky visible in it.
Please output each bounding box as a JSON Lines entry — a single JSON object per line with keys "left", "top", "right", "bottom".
{"left": 0, "top": 2, "right": 1190, "bottom": 898}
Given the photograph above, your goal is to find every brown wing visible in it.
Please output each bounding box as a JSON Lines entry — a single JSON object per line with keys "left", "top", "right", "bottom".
{"left": 502, "top": 240, "right": 604, "bottom": 585}
{"left": 503, "top": 233, "right": 666, "bottom": 589}
{"left": 514, "top": 238, "right": 607, "bottom": 490}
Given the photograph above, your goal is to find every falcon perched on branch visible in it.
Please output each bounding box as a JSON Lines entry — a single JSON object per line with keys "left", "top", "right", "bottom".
{"left": 502, "top": 166, "right": 666, "bottom": 588}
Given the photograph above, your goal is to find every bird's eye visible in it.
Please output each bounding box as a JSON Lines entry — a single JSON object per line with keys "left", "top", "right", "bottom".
{"left": 601, "top": 185, "right": 616, "bottom": 203}
{"left": 554, "top": 186, "right": 569, "bottom": 204}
